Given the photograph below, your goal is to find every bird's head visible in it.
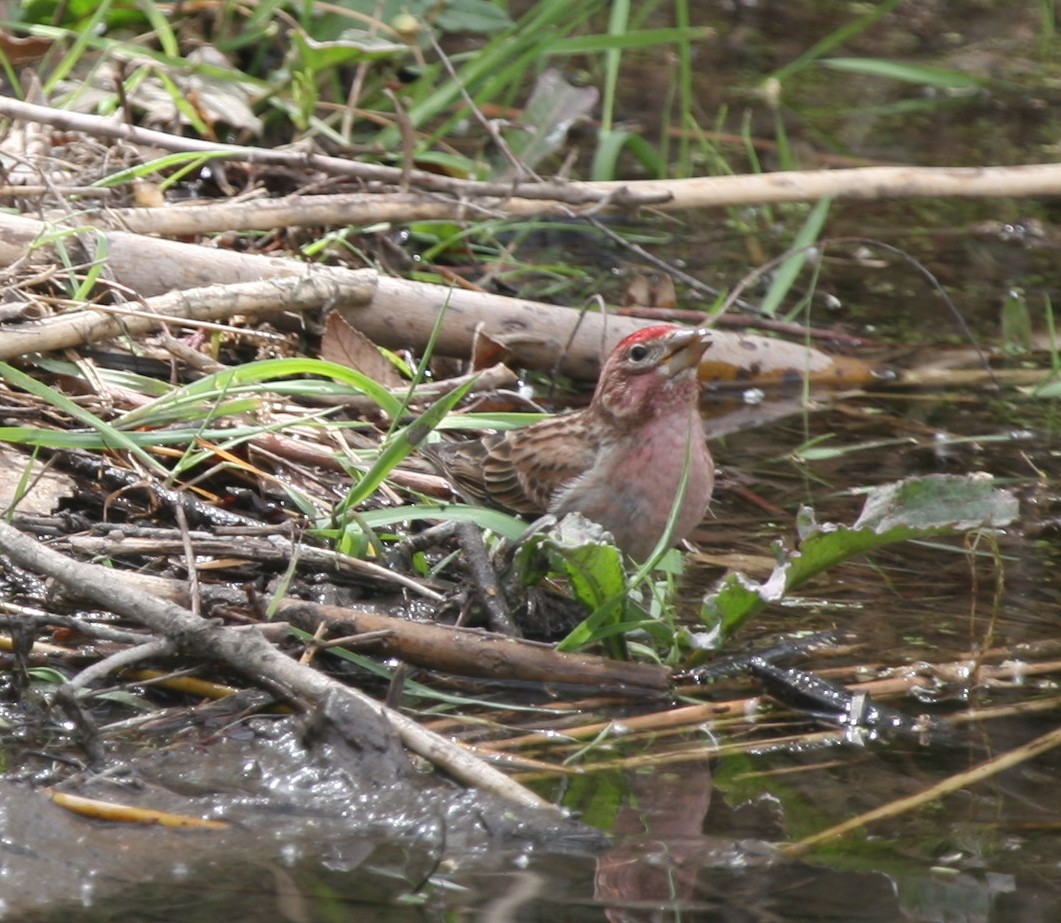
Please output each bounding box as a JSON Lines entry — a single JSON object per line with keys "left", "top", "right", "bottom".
{"left": 593, "top": 324, "right": 711, "bottom": 422}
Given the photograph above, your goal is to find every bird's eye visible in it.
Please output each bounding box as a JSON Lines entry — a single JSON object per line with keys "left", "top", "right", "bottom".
{"left": 628, "top": 344, "right": 650, "bottom": 362}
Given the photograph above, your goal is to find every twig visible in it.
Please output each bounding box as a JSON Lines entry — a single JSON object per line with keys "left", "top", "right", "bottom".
{"left": 0, "top": 271, "right": 376, "bottom": 361}
{"left": 0, "top": 518, "right": 556, "bottom": 810}
{"left": 428, "top": 31, "right": 538, "bottom": 183}
{"left": 62, "top": 527, "right": 447, "bottom": 601}
{"left": 0, "top": 96, "right": 645, "bottom": 206}
{"left": 63, "top": 637, "right": 174, "bottom": 692}
{"left": 0, "top": 603, "right": 151, "bottom": 644}
{"left": 173, "top": 502, "right": 201, "bottom": 617}
{"left": 781, "top": 724, "right": 1061, "bottom": 855}
{"left": 9, "top": 97, "right": 1061, "bottom": 219}
{"left": 455, "top": 522, "right": 520, "bottom": 638}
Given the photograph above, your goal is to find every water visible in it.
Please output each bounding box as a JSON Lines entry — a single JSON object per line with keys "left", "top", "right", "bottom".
{"left": 6, "top": 2, "right": 1061, "bottom": 920}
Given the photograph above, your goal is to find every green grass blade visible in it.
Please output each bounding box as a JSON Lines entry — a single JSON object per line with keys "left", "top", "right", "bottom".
{"left": 758, "top": 197, "right": 831, "bottom": 317}
{"left": 334, "top": 377, "right": 478, "bottom": 517}
{"left": 328, "top": 503, "right": 528, "bottom": 543}
{"left": 117, "top": 358, "right": 405, "bottom": 430}
{"left": 0, "top": 361, "right": 168, "bottom": 474}
{"left": 820, "top": 58, "right": 986, "bottom": 90}
{"left": 768, "top": 0, "right": 905, "bottom": 84}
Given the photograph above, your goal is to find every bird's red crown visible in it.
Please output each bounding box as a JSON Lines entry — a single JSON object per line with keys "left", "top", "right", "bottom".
{"left": 616, "top": 324, "right": 681, "bottom": 348}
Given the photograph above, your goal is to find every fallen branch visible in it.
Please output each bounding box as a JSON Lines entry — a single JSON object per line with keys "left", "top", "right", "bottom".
{"left": 0, "top": 211, "right": 881, "bottom": 387}
{"left": 277, "top": 599, "right": 672, "bottom": 692}
{"left": 85, "top": 161, "right": 1061, "bottom": 238}
{"left": 591, "top": 162, "right": 1061, "bottom": 210}
{"left": 0, "top": 272, "right": 375, "bottom": 360}
{"left": 0, "top": 519, "right": 555, "bottom": 811}
{"left": 3, "top": 97, "right": 1060, "bottom": 218}
{"left": 43, "top": 555, "right": 672, "bottom": 693}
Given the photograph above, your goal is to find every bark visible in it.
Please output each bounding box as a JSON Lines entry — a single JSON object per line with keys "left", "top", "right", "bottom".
{"left": 46, "top": 549, "right": 672, "bottom": 693}
{"left": 277, "top": 599, "right": 672, "bottom": 693}
{"left": 0, "top": 211, "right": 881, "bottom": 386}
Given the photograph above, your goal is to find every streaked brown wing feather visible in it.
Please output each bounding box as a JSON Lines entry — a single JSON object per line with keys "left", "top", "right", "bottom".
{"left": 500, "top": 421, "right": 597, "bottom": 511}
{"left": 477, "top": 433, "right": 546, "bottom": 514}
{"left": 422, "top": 412, "right": 599, "bottom": 516}
{"left": 421, "top": 440, "right": 497, "bottom": 507}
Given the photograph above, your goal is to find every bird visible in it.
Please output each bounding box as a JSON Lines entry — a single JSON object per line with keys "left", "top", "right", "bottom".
{"left": 422, "top": 324, "right": 714, "bottom": 561}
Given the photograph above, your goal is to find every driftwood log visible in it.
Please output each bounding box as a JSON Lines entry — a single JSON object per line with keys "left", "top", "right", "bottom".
{"left": 0, "top": 210, "right": 881, "bottom": 387}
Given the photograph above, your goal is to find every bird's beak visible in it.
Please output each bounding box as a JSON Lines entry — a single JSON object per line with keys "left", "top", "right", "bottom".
{"left": 663, "top": 327, "right": 712, "bottom": 376}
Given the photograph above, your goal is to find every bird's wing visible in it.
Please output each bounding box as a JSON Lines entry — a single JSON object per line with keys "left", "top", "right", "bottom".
{"left": 423, "top": 416, "right": 598, "bottom": 516}
{"left": 421, "top": 440, "right": 498, "bottom": 506}
{"left": 498, "top": 418, "right": 599, "bottom": 513}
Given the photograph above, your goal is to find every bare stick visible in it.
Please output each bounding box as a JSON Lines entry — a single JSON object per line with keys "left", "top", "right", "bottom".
{"left": 0, "top": 271, "right": 375, "bottom": 360}
{"left": 0, "top": 211, "right": 875, "bottom": 386}
{"left": 0, "top": 519, "right": 556, "bottom": 810}
{"left": 782, "top": 724, "right": 1061, "bottom": 855}
{"left": 0, "top": 96, "right": 650, "bottom": 206}
{"left": 6, "top": 97, "right": 1061, "bottom": 223}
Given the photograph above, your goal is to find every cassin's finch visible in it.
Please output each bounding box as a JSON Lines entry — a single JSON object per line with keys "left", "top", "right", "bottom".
{"left": 423, "top": 325, "right": 714, "bottom": 561}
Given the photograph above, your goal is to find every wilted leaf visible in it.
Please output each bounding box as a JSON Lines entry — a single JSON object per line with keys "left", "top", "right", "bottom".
{"left": 469, "top": 327, "right": 510, "bottom": 371}
{"left": 623, "top": 269, "right": 677, "bottom": 309}
{"left": 0, "top": 30, "right": 52, "bottom": 65}
{"left": 496, "top": 69, "right": 599, "bottom": 178}
{"left": 701, "top": 474, "right": 1018, "bottom": 642}
{"left": 79, "top": 47, "right": 264, "bottom": 135}
{"left": 320, "top": 313, "right": 405, "bottom": 388}
{"left": 182, "top": 46, "right": 264, "bottom": 135}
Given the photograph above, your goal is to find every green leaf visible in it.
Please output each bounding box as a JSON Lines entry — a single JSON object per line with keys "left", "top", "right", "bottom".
{"left": 536, "top": 515, "right": 632, "bottom": 658}
{"left": 290, "top": 29, "right": 409, "bottom": 72}
{"left": 792, "top": 435, "right": 917, "bottom": 463}
{"left": 700, "top": 474, "right": 1019, "bottom": 641}
{"left": 548, "top": 515, "right": 628, "bottom": 611}
{"left": 552, "top": 27, "right": 714, "bottom": 54}
{"left": 591, "top": 128, "right": 638, "bottom": 181}
{"left": 849, "top": 474, "right": 1018, "bottom": 535}
{"left": 93, "top": 151, "right": 235, "bottom": 189}
{"left": 821, "top": 58, "right": 986, "bottom": 91}
{"left": 1001, "top": 287, "right": 1033, "bottom": 353}
{"left": 436, "top": 0, "right": 514, "bottom": 33}
{"left": 27, "top": 666, "right": 67, "bottom": 685}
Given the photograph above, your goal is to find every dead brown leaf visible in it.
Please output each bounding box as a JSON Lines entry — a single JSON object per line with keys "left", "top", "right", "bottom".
{"left": 320, "top": 312, "right": 405, "bottom": 388}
